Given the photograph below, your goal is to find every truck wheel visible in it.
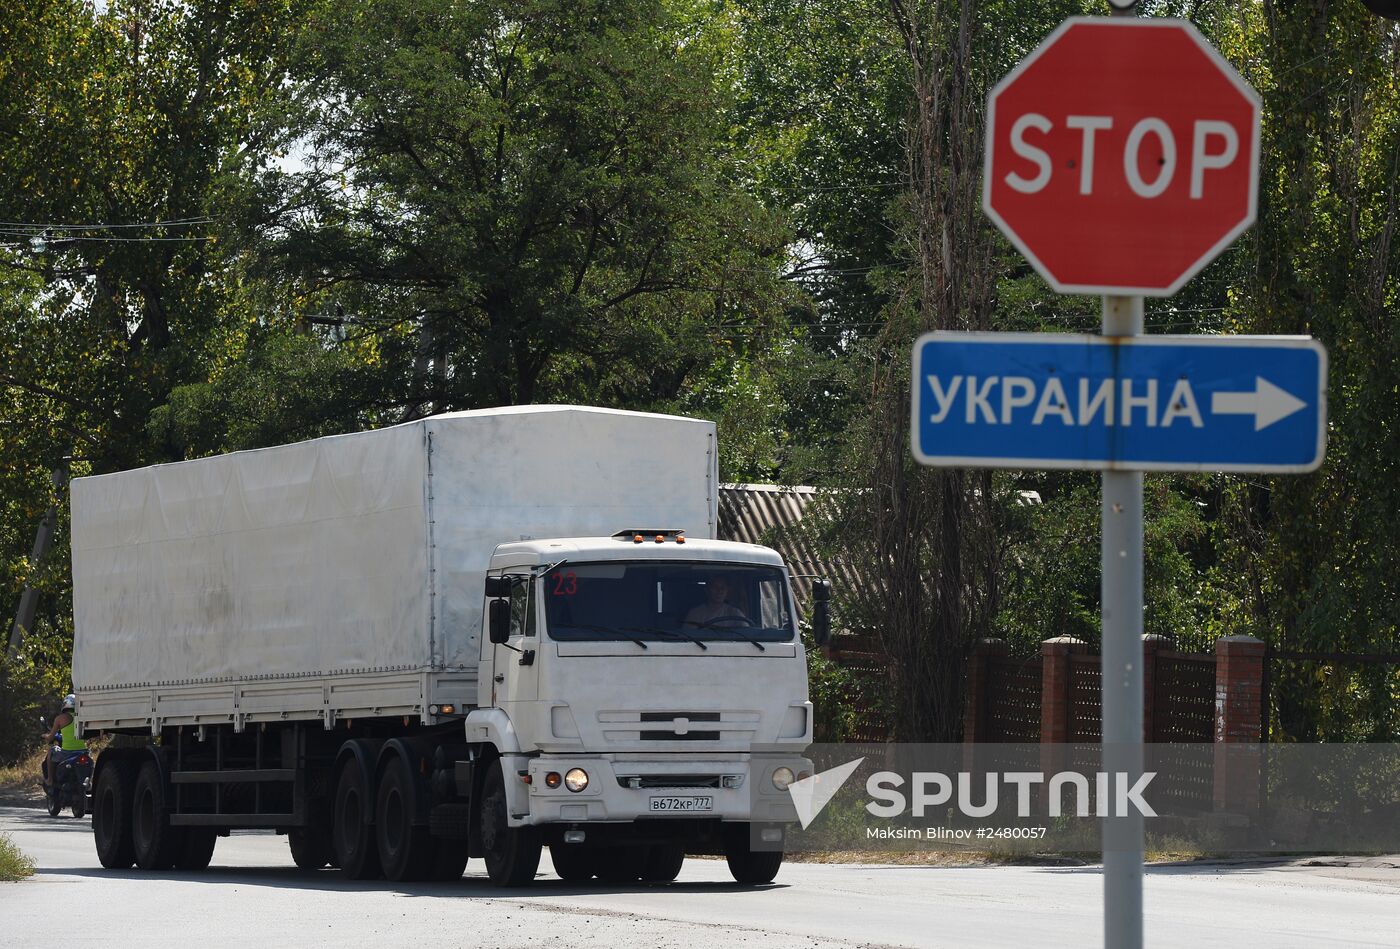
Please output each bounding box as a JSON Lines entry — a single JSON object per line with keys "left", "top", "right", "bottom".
{"left": 724, "top": 831, "right": 783, "bottom": 886}
{"left": 376, "top": 756, "right": 433, "bottom": 882}
{"left": 641, "top": 844, "right": 685, "bottom": 883}
{"left": 333, "top": 759, "right": 382, "bottom": 880}
{"left": 429, "top": 839, "right": 469, "bottom": 881}
{"left": 132, "top": 761, "right": 183, "bottom": 870}
{"left": 479, "top": 760, "right": 540, "bottom": 887}
{"left": 549, "top": 844, "right": 596, "bottom": 882}
{"left": 595, "top": 846, "right": 645, "bottom": 883}
{"left": 93, "top": 761, "right": 136, "bottom": 868}
{"left": 288, "top": 827, "right": 332, "bottom": 871}
{"left": 175, "top": 829, "right": 217, "bottom": 871}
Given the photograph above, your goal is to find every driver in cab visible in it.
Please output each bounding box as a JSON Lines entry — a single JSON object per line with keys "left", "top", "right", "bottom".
{"left": 683, "top": 574, "right": 748, "bottom": 627}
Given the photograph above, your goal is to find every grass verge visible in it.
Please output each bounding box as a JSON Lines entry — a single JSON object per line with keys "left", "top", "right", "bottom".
{"left": 0, "top": 832, "right": 36, "bottom": 881}
{"left": 788, "top": 847, "right": 1211, "bottom": 866}
{"left": 0, "top": 747, "right": 46, "bottom": 806}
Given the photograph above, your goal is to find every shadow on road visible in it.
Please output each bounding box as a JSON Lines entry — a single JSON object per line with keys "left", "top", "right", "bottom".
{"left": 5, "top": 809, "right": 90, "bottom": 831}
{"left": 43, "top": 863, "right": 785, "bottom": 899}
{"left": 7, "top": 805, "right": 785, "bottom": 897}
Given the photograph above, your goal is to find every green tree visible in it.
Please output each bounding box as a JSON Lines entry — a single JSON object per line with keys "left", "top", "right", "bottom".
{"left": 245, "top": 0, "right": 788, "bottom": 424}
{"left": 0, "top": 0, "right": 307, "bottom": 670}
{"left": 1206, "top": 1, "right": 1400, "bottom": 740}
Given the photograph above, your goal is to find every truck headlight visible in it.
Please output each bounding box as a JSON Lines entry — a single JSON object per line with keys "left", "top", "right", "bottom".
{"left": 565, "top": 768, "right": 589, "bottom": 792}
{"left": 772, "top": 766, "right": 795, "bottom": 791}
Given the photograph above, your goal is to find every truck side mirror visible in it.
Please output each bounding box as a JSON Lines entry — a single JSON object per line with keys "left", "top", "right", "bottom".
{"left": 484, "top": 575, "right": 513, "bottom": 598}
{"left": 489, "top": 598, "right": 511, "bottom": 644}
{"left": 810, "top": 579, "right": 832, "bottom": 646}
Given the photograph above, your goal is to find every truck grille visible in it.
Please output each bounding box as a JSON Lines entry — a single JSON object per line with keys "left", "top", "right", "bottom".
{"left": 615, "top": 774, "right": 735, "bottom": 790}
{"left": 596, "top": 709, "right": 757, "bottom": 743}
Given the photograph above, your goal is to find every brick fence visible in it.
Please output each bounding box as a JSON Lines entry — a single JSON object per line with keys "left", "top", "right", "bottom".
{"left": 964, "top": 634, "right": 1265, "bottom": 812}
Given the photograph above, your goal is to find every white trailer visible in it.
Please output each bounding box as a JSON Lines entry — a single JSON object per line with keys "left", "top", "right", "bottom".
{"left": 73, "top": 406, "right": 823, "bottom": 886}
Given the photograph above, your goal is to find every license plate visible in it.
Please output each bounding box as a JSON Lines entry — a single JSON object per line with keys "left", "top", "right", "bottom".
{"left": 649, "top": 795, "right": 713, "bottom": 812}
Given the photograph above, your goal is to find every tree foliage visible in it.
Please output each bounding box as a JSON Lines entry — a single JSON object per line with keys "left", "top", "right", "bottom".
{"left": 2, "top": 0, "right": 1399, "bottom": 752}
{"left": 238, "top": 0, "right": 789, "bottom": 421}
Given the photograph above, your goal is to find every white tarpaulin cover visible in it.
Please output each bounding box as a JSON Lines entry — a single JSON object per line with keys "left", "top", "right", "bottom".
{"left": 71, "top": 406, "right": 717, "bottom": 689}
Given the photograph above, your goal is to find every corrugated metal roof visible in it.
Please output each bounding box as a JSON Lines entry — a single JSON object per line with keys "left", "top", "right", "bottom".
{"left": 717, "top": 483, "right": 861, "bottom": 610}
{"left": 718, "top": 483, "right": 1041, "bottom": 613}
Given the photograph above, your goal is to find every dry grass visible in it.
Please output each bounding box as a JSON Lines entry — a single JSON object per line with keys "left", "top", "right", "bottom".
{"left": 0, "top": 747, "right": 46, "bottom": 807}
{"left": 788, "top": 848, "right": 1209, "bottom": 866}
{"left": 0, "top": 832, "right": 35, "bottom": 881}
{"left": 788, "top": 849, "right": 1087, "bottom": 867}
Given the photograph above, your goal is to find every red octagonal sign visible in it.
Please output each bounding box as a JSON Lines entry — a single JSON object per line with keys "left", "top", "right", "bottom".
{"left": 984, "top": 18, "right": 1261, "bottom": 296}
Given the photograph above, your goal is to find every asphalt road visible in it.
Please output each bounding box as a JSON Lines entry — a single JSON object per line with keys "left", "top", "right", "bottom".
{"left": 1, "top": 806, "right": 1396, "bottom": 948}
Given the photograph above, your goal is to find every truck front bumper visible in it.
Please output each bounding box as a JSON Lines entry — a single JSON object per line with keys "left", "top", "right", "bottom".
{"left": 517, "top": 753, "right": 809, "bottom": 827}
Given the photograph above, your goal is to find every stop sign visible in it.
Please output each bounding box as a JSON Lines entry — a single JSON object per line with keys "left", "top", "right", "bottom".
{"left": 983, "top": 18, "right": 1260, "bottom": 296}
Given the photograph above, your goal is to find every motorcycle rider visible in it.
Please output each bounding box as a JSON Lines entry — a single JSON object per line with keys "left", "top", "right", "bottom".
{"left": 41, "top": 693, "right": 86, "bottom": 790}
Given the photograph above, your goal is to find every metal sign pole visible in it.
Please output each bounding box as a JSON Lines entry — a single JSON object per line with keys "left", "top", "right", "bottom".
{"left": 1101, "top": 293, "right": 1144, "bottom": 949}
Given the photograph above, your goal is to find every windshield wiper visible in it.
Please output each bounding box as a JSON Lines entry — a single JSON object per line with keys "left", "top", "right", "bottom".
{"left": 562, "top": 623, "right": 648, "bottom": 649}
{"left": 623, "top": 625, "right": 708, "bottom": 651}
{"left": 687, "top": 618, "right": 767, "bottom": 650}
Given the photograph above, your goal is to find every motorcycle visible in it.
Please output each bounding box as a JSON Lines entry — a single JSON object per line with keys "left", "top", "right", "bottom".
{"left": 38, "top": 718, "right": 93, "bottom": 819}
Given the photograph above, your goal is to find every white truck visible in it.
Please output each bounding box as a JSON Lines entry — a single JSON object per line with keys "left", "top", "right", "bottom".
{"left": 71, "top": 406, "right": 825, "bottom": 886}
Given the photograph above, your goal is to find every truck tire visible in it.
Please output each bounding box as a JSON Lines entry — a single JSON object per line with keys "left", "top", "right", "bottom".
{"left": 333, "top": 759, "right": 382, "bottom": 880}
{"left": 132, "top": 761, "right": 184, "bottom": 870}
{"left": 175, "top": 829, "right": 218, "bottom": 871}
{"left": 479, "top": 760, "right": 540, "bottom": 887}
{"left": 288, "top": 827, "right": 333, "bottom": 871}
{"left": 595, "top": 846, "right": 645, "bottom": 883}
{"left": 724, "top": 830, "right": 783, "bottom": 886}
{"left": 375, "top": 756, "right": 433, "bottom": 882}
{"left": 549, "top": 844, "right": 596, "bottom": 882}
{"left": 641, "top": 844, "right": 685, "bottom": 883}
{"left": 429, "top": 839, "right": 469, "bottom": 881}
{"left": 93, "top": 762, "right": 136, "bottom": 869}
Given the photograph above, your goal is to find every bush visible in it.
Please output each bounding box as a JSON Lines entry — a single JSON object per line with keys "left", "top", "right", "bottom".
{"left": 807, "top": 646, "right": 889, "bottom": 743}
{"left": 0, "top": 620, "right": 72, "bottom": 766}
{"left": 0, "top": 832, "right": 35, "bottom": 881}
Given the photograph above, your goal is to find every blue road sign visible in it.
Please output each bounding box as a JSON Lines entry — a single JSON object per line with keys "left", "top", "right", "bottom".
{"left": 911, "top": 332, "right": 1327, "bottom": 472}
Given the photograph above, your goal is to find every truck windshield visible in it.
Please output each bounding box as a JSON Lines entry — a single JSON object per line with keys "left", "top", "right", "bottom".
{"left": 543, "top": 562, "right": 794, "bottom": 644}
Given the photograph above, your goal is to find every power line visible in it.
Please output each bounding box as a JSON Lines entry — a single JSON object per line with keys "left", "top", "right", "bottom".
{"left": 0, "top": 217, "right": 212, "bottom": 231}
{"left": 14, "top": 236, "right": 215, "bottom": 243}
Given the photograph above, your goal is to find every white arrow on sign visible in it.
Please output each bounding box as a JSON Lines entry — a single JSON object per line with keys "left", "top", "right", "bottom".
{"left": 1210, "top": 376, "right": 1307, "bottom": 431}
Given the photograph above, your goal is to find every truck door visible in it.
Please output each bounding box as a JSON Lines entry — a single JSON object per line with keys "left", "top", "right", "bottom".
{"left": 491, "top": 577, "right": 540, "bottom": 714}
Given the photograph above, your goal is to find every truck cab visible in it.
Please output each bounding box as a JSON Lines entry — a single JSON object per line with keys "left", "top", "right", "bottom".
{"left": 466, "top": 529, "right": 815, "bottom": 884}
